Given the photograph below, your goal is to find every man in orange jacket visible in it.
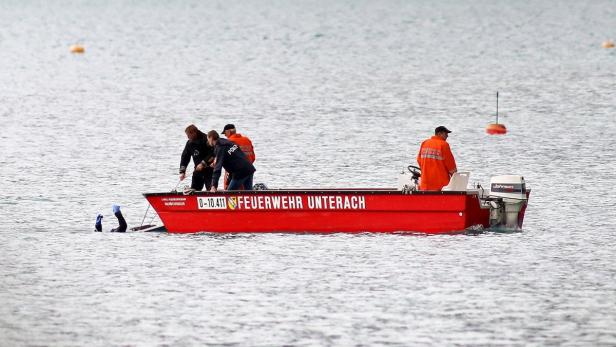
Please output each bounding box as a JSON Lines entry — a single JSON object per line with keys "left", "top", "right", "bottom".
{"left": 416, "top": 126, "right": 457, "bottom": 191}
{"left": 222, "top": 124, "right": 256, "bottom": 189}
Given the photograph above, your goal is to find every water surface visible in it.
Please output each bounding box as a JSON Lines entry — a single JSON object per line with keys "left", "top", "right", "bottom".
{"left": 1, "top": 0, "right": 615, "bottom": 345}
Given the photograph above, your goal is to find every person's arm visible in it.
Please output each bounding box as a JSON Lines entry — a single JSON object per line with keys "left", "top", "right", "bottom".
{"left": 204, "top": 142, "right": 215, "bottom": 165}
{"left": 179, "top": 141, "right": 191, "bottom": 180}
{"left": 247, "top": 137, "right": 255, "bottom": 162}
{"left": 416, "top": 142, "right": 424, "bottom": 167}
{"left": 210, "top": 147, "right": 225, "bottom": 190}
{"left": 443, "top": 143, "right": 457, "bottom": 176}
{"left": 196, "top": 140, "right": 214, "bottom": 171}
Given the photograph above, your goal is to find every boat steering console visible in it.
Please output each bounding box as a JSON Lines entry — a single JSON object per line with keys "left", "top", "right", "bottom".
{"left": 398, "top": 165, "right": 422, "bottom": 193}
{"left": 407, "top": 165, "right": 421, "bottom": 185}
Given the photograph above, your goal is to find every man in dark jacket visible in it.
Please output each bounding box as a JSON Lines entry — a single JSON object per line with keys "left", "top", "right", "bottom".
{"left": 207, "top": 130, "right": 256, "bottom": 192}
{"left": 180, "top": 124, "right": 215, "bottom": 191}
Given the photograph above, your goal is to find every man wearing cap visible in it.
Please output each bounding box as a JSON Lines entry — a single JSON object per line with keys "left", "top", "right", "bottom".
{"left": 416, "top": 126, "right": 457, "bottom": 191}
{"left": 221, "top": 124, "right": 256, "bottom": 189}
{"left": 207, "top": 130, "right": 256, "bottom": 192}
{"left": 222, "top": 124, "right": 256, "bottom": 162}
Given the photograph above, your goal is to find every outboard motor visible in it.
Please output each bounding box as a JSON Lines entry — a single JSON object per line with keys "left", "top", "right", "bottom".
{"left": 487, "top": 175, "right": 529, "bottom": 229}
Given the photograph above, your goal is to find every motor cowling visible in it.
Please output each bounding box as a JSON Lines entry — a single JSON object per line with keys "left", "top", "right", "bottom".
{"left": 487, "top": 175, "right": 528, "bottom": 229}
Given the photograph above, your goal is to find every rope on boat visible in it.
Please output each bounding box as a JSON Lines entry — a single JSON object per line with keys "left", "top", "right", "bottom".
{"left": 139, "top": 179, "right": 183, "bottom": 228}
{"left": 139, "top": 204, "right": 151, "bottom": 228}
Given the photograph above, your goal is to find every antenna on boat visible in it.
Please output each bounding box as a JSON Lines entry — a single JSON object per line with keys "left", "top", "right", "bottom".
{"left": 486, "top": 91, "right": 507, "bottom": 135}
{"left": 496, "top": 91, "right": 499, "bottom": 124}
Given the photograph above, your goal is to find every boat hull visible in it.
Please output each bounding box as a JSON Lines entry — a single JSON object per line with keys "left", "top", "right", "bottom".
{"left": 144, "top": 190, "right": 492, "bottom": 234}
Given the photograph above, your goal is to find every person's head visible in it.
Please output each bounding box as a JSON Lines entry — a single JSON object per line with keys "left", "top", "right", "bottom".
{"left": 434, "top": 126, "right": 452, "bottom": 140}
{"left": 185, "top": 124, "right": 200, "bottom": 142}
{"left": 207, "top": 130, "right": 220, "bottom": 146}
{"left": 221, "top": 124, "right": 236, "bottom": 138}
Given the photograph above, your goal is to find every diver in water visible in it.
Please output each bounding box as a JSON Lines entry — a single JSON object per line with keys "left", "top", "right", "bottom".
{"left": 95, "top": 214, "right": 103, "bottom": 232}
{"left": 94, "top": 205, "right": 127, "bottom": 232}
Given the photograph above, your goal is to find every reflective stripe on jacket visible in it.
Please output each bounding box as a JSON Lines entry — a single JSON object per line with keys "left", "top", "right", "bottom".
{"left": 416, "top": 136, "right": 457, "bottom": 191}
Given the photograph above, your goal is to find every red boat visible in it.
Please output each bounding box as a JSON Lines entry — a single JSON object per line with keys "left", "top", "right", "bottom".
{"left": 143, "top": 172, "right": 530, "bottom": 234}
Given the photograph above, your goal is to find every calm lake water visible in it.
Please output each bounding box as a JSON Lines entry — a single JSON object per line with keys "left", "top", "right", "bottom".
{"left": 1, "top": 0, "right": 616, "bottom": 345}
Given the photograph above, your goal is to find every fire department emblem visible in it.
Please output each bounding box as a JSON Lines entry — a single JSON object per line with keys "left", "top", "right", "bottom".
{"left": 227, "top": 197, "right": 237, "bottom": 210}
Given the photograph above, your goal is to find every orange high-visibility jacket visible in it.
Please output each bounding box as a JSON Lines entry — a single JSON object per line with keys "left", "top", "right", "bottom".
{"left": 228, "top": 133, "right": 256, "bottom": 163}
{"left": 416, "top": 136, "right": 457, "bottom": 191}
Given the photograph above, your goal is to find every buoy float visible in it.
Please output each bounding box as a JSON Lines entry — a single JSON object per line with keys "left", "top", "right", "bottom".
{"left": 486, "top": 91, "right": 507, "bottom": 135}
{"left": 602, "top": 40, "right": 615, "bottom": 49}
{"left": 70, "top": 44, "right": 85, "bottom": 54}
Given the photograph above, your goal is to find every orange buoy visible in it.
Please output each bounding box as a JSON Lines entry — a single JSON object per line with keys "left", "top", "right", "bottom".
{"left": 486, "top": 91, "right": 507, "bottom": 135}
{"left": 70, "top": 44, "right": 85, "bottom": 54}
{"left": 603, "top": 40, "right": 615, "bottom": 48}
{"left": 486, "top": 123, "right": 507, "bottom": 135}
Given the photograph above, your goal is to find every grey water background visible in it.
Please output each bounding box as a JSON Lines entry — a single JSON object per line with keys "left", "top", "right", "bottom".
{"left": 1, "top": 0, "right": 616, "bottom": 345}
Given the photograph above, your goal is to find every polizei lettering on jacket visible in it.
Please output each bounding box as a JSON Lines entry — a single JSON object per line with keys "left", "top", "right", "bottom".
{"left": 227, "top": 145, "right": 239, "bottom": 155}
{"left": 229, "top": 195, "right": 366, "bottom": 210}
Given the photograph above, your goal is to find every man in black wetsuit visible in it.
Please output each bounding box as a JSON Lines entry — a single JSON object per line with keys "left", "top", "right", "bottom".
{"left": 207, "top": 130, "right": 256, "bottom": 192}
{"left": 180, "top": 124, "right": 215, "bottom": 191}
